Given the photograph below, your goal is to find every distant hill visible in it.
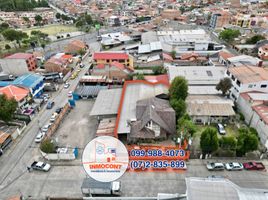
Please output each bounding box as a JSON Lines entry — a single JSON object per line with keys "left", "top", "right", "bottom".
{"left": 0, "top": 0, "right": 49, "bottom": 12}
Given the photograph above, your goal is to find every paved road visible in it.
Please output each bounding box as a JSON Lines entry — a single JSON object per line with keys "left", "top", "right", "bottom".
{"left": 1, "top": 159, "right": 268, "bottom": 199}
{"left": 0, "top": 42, "right": 100, "bottom": 198}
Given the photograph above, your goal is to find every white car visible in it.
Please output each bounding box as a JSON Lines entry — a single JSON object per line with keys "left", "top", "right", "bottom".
{"left": 206, "top": 162, "right": 225, "bottom": 171}
{"left": 225, "top": 162, "right": 243, "bottom": 171}
{"left": 68, "top": 91, "right": 73, "bottom": 97}
{"left": 64, "top": 82, "right": 70, "bottom": 89}
{"left": 35, "top": 132, "right": 45, "bottom": 143}
{"left": 42, "top": 124, "right": 51, "bottom": 132}
{"left": 31, "top": 161, "right": 51, "bottom": 172}
{"left": 217, "top": 123, "right": 226, "bottom": 135}
{"left": 50, "top": 113, "right": 58, "bottom": 122}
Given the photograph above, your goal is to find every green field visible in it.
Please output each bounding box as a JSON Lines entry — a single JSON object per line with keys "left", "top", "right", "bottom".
{"left": 22, "top": 24, "right": 79, "bottom": 36}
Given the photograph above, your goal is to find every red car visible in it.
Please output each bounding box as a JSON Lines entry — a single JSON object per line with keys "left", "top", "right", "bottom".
{"left": 243, "top": 162, "right": 265, "bottom": 170}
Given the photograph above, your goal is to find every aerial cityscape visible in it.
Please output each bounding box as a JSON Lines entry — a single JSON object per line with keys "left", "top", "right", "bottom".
{"left": 0, "top": 0, "right": 268, "bottom": 199}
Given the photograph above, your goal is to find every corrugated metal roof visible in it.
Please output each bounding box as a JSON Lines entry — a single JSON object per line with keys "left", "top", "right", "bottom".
{"left": 90, "top": 88, "right": 122, "bottom": 116}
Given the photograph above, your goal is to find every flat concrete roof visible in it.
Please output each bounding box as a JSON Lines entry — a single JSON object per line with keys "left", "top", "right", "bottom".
{"left": 167, "top": 65, "right": 226, "bottom": 85}
{"left": 90, "top": 88, "right": 122, "bottom": 116}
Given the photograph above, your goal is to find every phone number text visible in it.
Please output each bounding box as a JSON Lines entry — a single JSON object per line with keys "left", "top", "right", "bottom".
{"left": 130, "top": 160, "right": 186, "bottom": 170}
{"left": 130, "top": 149, "right": 185, "bottom": 157}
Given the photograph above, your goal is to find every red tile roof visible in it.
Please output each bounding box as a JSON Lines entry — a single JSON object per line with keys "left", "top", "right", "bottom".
{"left": 144, "top": 75, "right": 169, "bottom": 86}
{"left": 5, "top": 53, "right": 33, "bottom": 59}
{"left": 0, "top": 85, "right": 29, "bottom": 102}
{"left": 96, "top": 64, "right": 105, "bottom": 69}
{"left": 61, "top": 54, "right": 73, "bottom": 59}
{"left": 110, "top": 61, "right": 125, "bottom": 71}
{"left": 163, "top": 53, "right": 173, "bottom": 61}
{"left": 93, "top": 52, "right": 129, "bottom": 60}
{"left": 219, "top": 51, "right": 234, "bottom": 60}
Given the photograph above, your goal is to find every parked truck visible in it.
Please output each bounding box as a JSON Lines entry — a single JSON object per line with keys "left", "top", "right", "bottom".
{"left": 81, "top": 178, "right": 121, "bottom": 196}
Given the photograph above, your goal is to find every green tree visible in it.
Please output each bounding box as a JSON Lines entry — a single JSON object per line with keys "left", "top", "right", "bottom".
{"left": 0, "top": 94, "right": 18, "bottom": 123}
{"left": 200, "top": 127, "right": 219, "bottom": 154}
{"left": 40, "top": 139, "right": 56, "bottom": 153}
{"left": 0, "top": 22, "right": 9, "bottom": 32}
{"left": 56, "top": 13, "right": 61, "bottom": 19}
{"left": 246, "top": 35, "right": 265, "bottom": 44}
{"left": 169, "top": 76, "right": 188, "bottom": 101}
{"left": 219, "top": 29, "right": 240, "bottom": 43}
{"left": 216, "top": 77, "right": 232, "bottom": 96}
{"left": 219, "top": 136, "right": 237, "bottom": 150}
{"left": 171, "top": 50, "right": 176, "bottom": 59}
{"left": 136, "top": 73, "right": 145, "bottom": 80}
{"left": 236, "top": 128, "right": 259, "bottom": 156}
{"left": 5, "top": 44, "right": 11, "bottom": 50}
{"left": 2, "top": 29, "right": 28, "bottom": 48}
{"left": 170, "top": 99, "right": 186, "bottom": 119}
{"left": 152, "top": 66, "right": 167, "bottom": 75}
{"left": 34, "top": 15, "right": 43, "bottom": 26}
{"left": 177, "top": 115, "right": 196, "bottom": 139}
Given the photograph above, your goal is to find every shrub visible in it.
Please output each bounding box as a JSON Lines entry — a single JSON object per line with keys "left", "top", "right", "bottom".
{"left": 40, "top": 139, "right": 56, "bottom": 153}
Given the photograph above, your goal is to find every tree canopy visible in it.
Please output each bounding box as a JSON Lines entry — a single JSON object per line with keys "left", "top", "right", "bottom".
{"left": 170, "top": 99, "right": 186, "bottom": 119}
{"left": 236, "top": 128, "right": 259, "bottom": 156}
{"left": 200, "top": 127, "right": 219, "bottom": 154}
{"left": 177, "top": 114, "right": 196, "bottom": 139}
{"left": 75, "top": 13, "right": 93, "bottom": 28}
{"left": 0, "top": 0, "right": 49, "bottom": 11}
{"left": 219, "top": 29, "right": 240, "bottom": 43}
{"left": 246, "top": 35, "right": 266, "bottom": 44}
{"left": 152, "top": 66, "right": 167, "bottom": 75}
{"left": 2, "top": 29, "right": 28, "bottom": 48}
{"left": 0, "top": 94, "right": 18, "bottom": 123}
{"left": 216, "top": 77, "right": 232, "bottom": 96}
{"left": 169, "top": 76, "right": 188, "bottom": 101}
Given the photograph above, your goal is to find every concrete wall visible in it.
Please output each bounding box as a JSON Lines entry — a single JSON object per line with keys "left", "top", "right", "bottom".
{"left": 250, "top": 111, "right": 268, "bottom": 146}
{"left": 0, "top": 59, "right": 28, "bottom": 76}
{"left": 40, "top": 150, "right": 75, "bottom": 161}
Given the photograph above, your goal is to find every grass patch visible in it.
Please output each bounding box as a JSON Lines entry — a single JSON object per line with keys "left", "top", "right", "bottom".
{"left": 22, "top": 24, "right": 78, "bottom": 36}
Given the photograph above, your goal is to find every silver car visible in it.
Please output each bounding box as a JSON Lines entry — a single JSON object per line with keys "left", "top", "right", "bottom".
{"left": 207, "top": 162, "right": 225, "bottom": 171}
{"left": 225, "top": 162, "right": 243, "bottom": 171}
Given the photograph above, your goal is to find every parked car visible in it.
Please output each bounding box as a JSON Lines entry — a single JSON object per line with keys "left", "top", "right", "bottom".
{"left": 79, "top": 63, "right": 85, "bottom": 68}
{"left": 64, "top": 82, "right": 70, "bottom": 89}
{"left": 42, "top": 124, "right": 51, "bottom": 132}
{"left": 46, "top": 101, "right": 55, "bottom": 109}
{"left": 68, "top": 91, "right": 73, "bottom": 98}
{"left": 55, "top": 107, "right": 62, "bottom": 114}
{"left": 50, "top": 113, "right": 58, "bottom": 122}
{"left": 243, "top": 162, "right": 265, "bottom": 170}
{"left": 30, "top": 161, "right": 51, "bottom": 172}
{"left": 217, "top": 123, "right": 226, "bottom": 135}
{"left": 225, "top": 162, "right": 243, "bottom": 171}
{"left": 35, "top": 132, "right": 45, "bottom": 143}
{"left": 206, "top": 162, "right": 225, "bottom": 171}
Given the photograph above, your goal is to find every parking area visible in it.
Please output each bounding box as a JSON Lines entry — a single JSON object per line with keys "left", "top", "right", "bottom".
{"left": 52, "top": 100, "right": 98, "bottom": 158}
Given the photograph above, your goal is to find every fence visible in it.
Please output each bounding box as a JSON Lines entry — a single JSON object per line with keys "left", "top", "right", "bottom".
{"left": 40, "top": 149, "right": 76, "bottom": 161}
{"left": 11, "top": 122, "right": 27, "bottom": 140}
{"left": 44, "top": 103, "right": 71, "bottom": 139}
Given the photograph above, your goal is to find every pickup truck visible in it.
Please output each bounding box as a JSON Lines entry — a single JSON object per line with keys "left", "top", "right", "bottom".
{"left": 30, "top": 161, "right": 51, "bottom": 172}
{"left": 81, "top": 178, "right": 121, "bottom": 196}
{"left": 243, "top": 162, "right": 265, "bottom": 170}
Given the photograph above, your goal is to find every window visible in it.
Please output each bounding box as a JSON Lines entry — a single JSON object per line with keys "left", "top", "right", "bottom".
{"left": 236, "top": 80, "right": 241, "bottom": 87}
{"left": 248, "top": 84, "right": 253, "bottom": 88}
{"left": 261, "top": 84, "right": 267, "bottom": 88}
{"left": 231, "top": 75, "right": 235, "bottom": 81}
{"left": 226, "top": 70, "right": 230, "bottom": 76}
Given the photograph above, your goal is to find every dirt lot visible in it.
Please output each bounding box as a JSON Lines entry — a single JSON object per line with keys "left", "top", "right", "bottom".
{"left": 53, "top": 100, "right": 98, "bottom": 157}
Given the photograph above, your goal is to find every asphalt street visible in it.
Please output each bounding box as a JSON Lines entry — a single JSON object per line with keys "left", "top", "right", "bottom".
{"left": 0, "top": 41, "right": 100, "bottom": 199}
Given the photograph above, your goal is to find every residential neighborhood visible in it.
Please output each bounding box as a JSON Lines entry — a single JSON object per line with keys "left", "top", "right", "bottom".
{"left": 0, "top": 0, "right": 268, "bottom": 200}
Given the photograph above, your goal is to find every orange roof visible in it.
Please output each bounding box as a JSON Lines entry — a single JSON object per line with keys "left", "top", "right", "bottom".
{"left": 96, "top": 64, "right": 105, "bottom": 69}
{"left": 0, "top": 85, "right": 29, "bottom": 102}
{"left": 180, "top": 53, "right": 199, "bottom": 60}
{"left": 144, "top": 75, "right": 169, "bottom": 85}
{"left": 61, "top": 54, "right": 73, "bottom": 59}
{"left": 228, "top": 66, "right": 268, "bottom": 84}
{"left": 7, "top": 196, "right": 21, "bottom": 200}
{"left": 69, "top": 39, "right": 86, "bottom": 49}
{"left": 219, "top": 51, "right": 234, "bottom": 60}
{"left": 0, "top": 132, "right": 11, "bottom": 145}
{"left": 110, "top": 61, "right": 125, "bottom": 71}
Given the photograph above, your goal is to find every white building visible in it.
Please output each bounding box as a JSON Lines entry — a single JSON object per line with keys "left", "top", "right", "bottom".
{"left": 167, "top": 65, "right": 226, "bottom": 95}
{"left": 237, "top": 92, "right": 268, "bottom": 148}
{"left": 226, "top": 66, "right": 268, "bottom": 101}
{"left": 226, "top": 55, "right": 263, "bottom": 67}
